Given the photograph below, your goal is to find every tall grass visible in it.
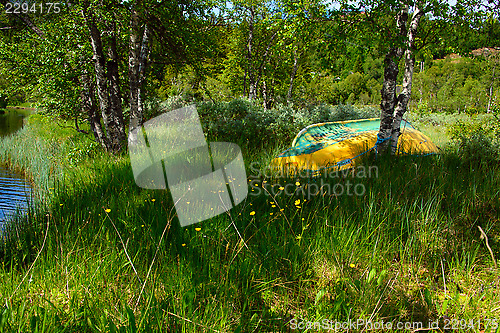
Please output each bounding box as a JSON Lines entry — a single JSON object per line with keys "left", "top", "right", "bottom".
{"left": 0, "top": 111, "right": 499, "bottom": 332}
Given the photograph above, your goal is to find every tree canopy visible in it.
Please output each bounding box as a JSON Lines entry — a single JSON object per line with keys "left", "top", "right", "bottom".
{"left": 0, "top": 0, "right": 497, "bottom": 151}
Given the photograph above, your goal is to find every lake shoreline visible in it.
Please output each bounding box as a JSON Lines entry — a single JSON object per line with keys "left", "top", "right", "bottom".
{"left": 0, "top": 109, "right": 35, "bottom": 227}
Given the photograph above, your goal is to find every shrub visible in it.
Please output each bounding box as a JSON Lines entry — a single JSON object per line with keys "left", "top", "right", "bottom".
{"left": 451, "top": 131, "right": 499, "bottom": 167}
{"left": 446, "top": 120, "right": 500, "bottom": 168}
{"left": 329, "top": 104, "right": 379, "bottom": 121}
{"left": 156, "top": 96, "right": 382, "bottom": 149}
{"left": 309, "top": 104, "right": 332, "bottom": 123}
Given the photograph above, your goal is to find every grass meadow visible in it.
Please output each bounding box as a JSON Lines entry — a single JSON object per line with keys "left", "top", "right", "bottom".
{"left": 0, "top": 107, "right": 499, "bottom": 332}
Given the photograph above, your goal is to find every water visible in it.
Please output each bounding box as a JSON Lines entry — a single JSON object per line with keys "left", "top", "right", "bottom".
{"left": 0, "top": 109, "right": 32, "bottom": 230}
{"left": 0, "top": 108, "right": 25, "bottom": 134}
{"left": 0, "top": 166, "right": 32, "bottom": 225}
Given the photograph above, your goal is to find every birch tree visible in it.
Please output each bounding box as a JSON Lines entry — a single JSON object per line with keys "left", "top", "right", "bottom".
{"left": 128, "top": 4, "right": 150, "bottom": 143}
{"left": 232, "top": 1, "right": 280, "bottom": 101}
{"left": 1, "top": 0, "right": 212, "bottom": 153}
{"left": 345, "top": 0, "right": 485, "bottom": 154}
{"left": 81, "top": 1, "right": 126, "bottom": 152}
{"left": 378, "top": 1, "right": 424, "bottom": 154}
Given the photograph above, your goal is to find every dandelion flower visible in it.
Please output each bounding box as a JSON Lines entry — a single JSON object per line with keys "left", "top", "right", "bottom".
{"left": 59, "top": 204, "right": 63, "bottom": 206}
{"left": 250, "top": 211, "right": 256, "bottom": 216}
{"left": 279, "top": 186, "right": 284, "bottom": 191}
{"left": 182, "top": 243, "right": 186, "bottom": 247}
{"left": 295, "top": 181, "right": 300, "bottom": 186}
{"left": 295, "top": 199, "right": 301, "bottom": 205}
{"left": 105, "top": 208, "right": 111, "bottom": 213}
{"left": 195, "top": 227, "right": 201, "bottom": 231}
{"left": 349, "top": 263, "right": 356, "bottom": 268}
{"left": 151, "top": 199, "right": 155, "bottom": 202}
{"left": 271, "top": 204, "right": 276, "bottom": 208}
{"left": 270, "top": 212, "right": 273, "bottom": 216}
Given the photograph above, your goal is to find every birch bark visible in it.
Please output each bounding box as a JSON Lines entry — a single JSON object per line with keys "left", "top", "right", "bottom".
{"left": 377, "top": 6, "right": 407, "bottom": 153}
{"left": 378, "top": 2, "right": 424, "bottom": 154}
{"left": 81, "top": 71, "right": 109, "bottom": 150}
{"left": 128, "top": 5, "right": 150, "bottom": 146}
{"left": 82, "top": 6, "right": 125, "bottom": 152}
{"left": 390, "top": 4, "right": 424, "bottom": 154}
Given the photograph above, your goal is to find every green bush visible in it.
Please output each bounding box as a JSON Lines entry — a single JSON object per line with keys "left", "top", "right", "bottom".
{"left": 446, "top": 120, "right": 500, "bottom": 167}
{"left": 66, "top": 140, "right": 100, "bottom": 166}
{"left": 329, "top": 103, "right": 379, "bottom": 121}
{"left": 196, "top": 99, "right": 380, "bottom": 148}
{"left": 451, "top": 131, "right": 499, "bottom": 167}
{"left": 142, "top": 96, "right": 381, "bottom": 148}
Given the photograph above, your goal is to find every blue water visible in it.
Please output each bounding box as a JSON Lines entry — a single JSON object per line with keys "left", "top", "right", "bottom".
{"left": 0, "top": 166, "right": 32, "bottom": 227}
{"left": 0, "top": 109, "right": 32, "bottom": 230}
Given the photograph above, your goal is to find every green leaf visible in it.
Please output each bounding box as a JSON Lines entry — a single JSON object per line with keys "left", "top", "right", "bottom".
{"left": 367, "top": 268, "right": 377, "bottom": 284}
{"left": 377, "top": 269, "right": 387, "bottom": 286}
{"left": 315, "top": 288, "right": 327, "bottom": 305}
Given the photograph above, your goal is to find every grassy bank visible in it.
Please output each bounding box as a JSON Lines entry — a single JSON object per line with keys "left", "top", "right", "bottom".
{"left": 0, "top": 110, "right": 500, "bottom": 332}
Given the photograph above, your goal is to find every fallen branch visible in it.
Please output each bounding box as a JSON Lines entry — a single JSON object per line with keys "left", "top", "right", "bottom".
{"left": 478, "top": 225, "right": 497, "bottom": 269}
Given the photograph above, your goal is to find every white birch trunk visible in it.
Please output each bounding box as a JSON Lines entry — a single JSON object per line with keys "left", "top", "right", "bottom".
{"left": 128, "top": 8, "right": 141, "bottom": 138}
{"left": 376, "top": 6, "right": 407, "bottom": 153}
{"left": 390, "top": 4, "right": 424, "bottom": 154}
{"left": 246, "top": 6, "right": 256, "bottom": 100}
{"left": 128, "top": 7, "right": 150, "bottom": 145}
